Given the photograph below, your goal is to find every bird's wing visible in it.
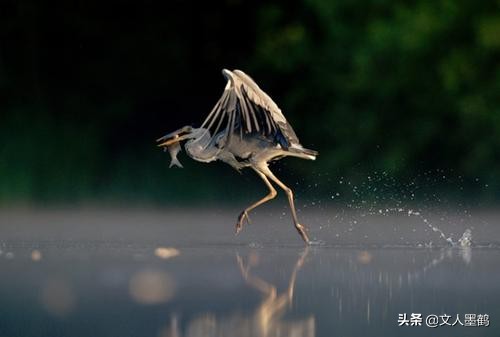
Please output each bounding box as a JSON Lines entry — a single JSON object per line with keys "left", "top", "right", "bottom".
{"left": 200, "top": 69, "right": 299, "bottom": 149}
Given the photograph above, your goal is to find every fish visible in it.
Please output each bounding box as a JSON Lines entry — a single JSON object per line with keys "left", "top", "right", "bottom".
{"left": 166, "top": 140, "right": 183, "bottom": 168}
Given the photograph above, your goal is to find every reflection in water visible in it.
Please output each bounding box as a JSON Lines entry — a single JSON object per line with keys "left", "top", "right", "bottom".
{"left": 31, "top": 249, "right": 42, "bottom": 261}
{"left": 2, "top": 237, "right": 494, "bottom": 337}
{"left": 357, "top": 250, "right": 373, "bottom": 264}
{"left": 161, "top": 248, "right": 315, "bottom": 337}
{"left": 235, "top": 248, "right": 314, "bottom": 337}
{"left": 332, "top": 246, "right": 476, "bottom": 326}
{"left": 40, "top": 278, "right": 76, "bottom": 317}
{"left": 157, "top": 247, "right": 478, "bottom": 337}
{"left": 129, "top": 269, "right": 176, "bottom": 305}
{"left": 410, "top": 247, "right": 473, "bottom": 279}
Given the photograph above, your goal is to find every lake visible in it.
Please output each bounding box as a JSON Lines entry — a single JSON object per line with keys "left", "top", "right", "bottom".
{"left": 0, "top": 207, "right": 498, "bottom": 337}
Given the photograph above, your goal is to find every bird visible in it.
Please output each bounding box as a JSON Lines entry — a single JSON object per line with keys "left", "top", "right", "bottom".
{"left": 157, "top": 69, "right": 318, "bottom": 244}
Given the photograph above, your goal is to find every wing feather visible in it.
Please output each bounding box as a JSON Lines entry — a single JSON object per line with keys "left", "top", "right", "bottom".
{"left": 238, "top": 90, "right": 253, "bottom": 131}
{"left": 200, "top": 69, "right": 300, "bottom": 150}
{"left": 233, "top": 70, "right": 299, "bottom": 146}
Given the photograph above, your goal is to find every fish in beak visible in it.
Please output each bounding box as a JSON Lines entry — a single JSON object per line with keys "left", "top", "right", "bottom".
{"left": 166, "top": 137, "right": 183, "bottom": 168}
{"left": 157, "top": 126, "right": 193, "bottom": 168}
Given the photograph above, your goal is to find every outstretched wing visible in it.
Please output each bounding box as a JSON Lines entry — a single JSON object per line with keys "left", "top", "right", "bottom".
{"left": 200, "top": 69, "right": 299, "bottom": 149}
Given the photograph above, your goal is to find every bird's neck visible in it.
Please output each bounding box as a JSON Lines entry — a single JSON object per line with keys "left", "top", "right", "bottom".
{"left": 185, "top": 136, "right": 219, "bottom": 163}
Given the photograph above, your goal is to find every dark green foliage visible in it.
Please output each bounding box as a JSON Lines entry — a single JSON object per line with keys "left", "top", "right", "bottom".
{"left": 0, "top": 0, "right": 498, "bottom": 204}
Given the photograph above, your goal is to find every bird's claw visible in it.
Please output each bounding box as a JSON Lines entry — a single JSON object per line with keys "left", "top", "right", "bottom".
{"left": 235, "top": 211, "right": 251, "bottom": 235}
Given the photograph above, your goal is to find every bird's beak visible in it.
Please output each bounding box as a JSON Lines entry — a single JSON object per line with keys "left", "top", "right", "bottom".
{"left": 157, "top": 134, "right": 191, "bottom": 147}
{"left": 156, "top": 126, "right": 193, "bottom": 147}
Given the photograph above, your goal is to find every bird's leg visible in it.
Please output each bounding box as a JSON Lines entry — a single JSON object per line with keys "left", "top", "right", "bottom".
{"left": 287, "top": 247, "right": 309, "bottom": 302}
{"left": 258, "top": 165, "right": 310, "bottom": 244}
{"left": 236, "top": 169, "right": 277, "bottom": 235}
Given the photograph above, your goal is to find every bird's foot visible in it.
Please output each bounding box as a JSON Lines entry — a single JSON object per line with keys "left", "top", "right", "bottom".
{"left": 235, "top": 210, "right": 251, "bottom": 235}
{"left": 295, "top": 223, "right": 310, "bottom": 244}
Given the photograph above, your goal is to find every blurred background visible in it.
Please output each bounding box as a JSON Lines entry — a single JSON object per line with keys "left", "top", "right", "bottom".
{"left": 1, "top": 0, "right": 499, "bottom": 207}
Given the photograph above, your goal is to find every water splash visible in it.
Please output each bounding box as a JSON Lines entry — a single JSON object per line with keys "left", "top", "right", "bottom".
{"left": 408, "top": 209, "right": 454, "bottom": 246}
{"left": 360, "top": 206, "right": 472, "bottom": 247}
{"left": 406, "top": 209, "right": 473, "bottom": 247}
{"left": 458, "top": 229, "right": 473, "bottom": 247}
{"left": 303, "top": 169, "right": 483, "bottom": 248}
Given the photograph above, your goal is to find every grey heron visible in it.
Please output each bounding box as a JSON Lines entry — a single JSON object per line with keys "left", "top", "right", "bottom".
{"left": 157, "top": 69, "right": 318, "bottom": 244}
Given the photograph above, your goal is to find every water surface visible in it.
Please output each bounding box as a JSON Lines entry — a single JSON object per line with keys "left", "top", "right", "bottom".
{"left": 0, "top": 208, "right": 498, "bottom": 337}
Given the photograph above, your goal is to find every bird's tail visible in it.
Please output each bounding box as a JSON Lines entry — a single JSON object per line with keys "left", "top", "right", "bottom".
{"left": 288, "top": 145, "right": 318, "bottom": 160}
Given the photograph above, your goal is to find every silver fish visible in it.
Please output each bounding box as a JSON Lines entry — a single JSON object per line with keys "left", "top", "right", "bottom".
{"left": 166, "top": 140, "right": 183, "bottom": 168}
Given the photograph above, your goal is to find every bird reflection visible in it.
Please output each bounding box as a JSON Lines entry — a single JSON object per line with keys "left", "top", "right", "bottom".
{"left": 235, "top": 248, "right": 314, "bottom": 337}
{"left": 160, "top": 248, "right": 315, "bottom": 337}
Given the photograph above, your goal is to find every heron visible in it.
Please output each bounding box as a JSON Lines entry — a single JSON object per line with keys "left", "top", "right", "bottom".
{"left": 157, "top": 69, "right": 318, "bottom": 244}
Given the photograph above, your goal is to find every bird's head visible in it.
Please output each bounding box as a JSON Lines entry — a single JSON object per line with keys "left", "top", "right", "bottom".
{"left": 157, "top": 126, "right": 217, "bottom": 164}
{"left": 157, "top": 126, "right": 212, "bottom": 149}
